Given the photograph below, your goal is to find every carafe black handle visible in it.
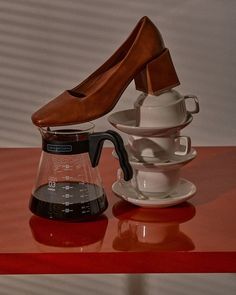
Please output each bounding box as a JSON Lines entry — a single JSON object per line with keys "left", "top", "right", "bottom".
{"left": 88, "top": 130, "right": 133, "bottom": 181}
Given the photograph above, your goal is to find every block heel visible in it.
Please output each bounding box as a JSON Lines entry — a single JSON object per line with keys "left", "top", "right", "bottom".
{"left": 134, "top": 48, "right": 180, "bottom": 95}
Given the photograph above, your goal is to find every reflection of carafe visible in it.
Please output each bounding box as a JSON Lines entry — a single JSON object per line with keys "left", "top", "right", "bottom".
{"left": 29, "top": 215, "right": 108, "bottom": 251}
{"left": 30, "top": 123, "right": 132, "bottom": 221}
{"left": 112, "top": 201, "right": 195, "bottom": 251}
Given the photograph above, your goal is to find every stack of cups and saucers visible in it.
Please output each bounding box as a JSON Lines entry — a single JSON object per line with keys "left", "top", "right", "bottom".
{"left": 108, "top": 89, "right": 200, "bottom": 208}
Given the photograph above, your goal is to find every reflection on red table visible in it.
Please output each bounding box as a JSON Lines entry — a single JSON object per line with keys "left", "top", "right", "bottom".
{"left": 0, "top": 147, "right": 235, "bottom": 274}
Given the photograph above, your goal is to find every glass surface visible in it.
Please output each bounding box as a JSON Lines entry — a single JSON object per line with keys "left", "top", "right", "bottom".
{"left": 30, "top": 123, "right": 107, "bottom": 220}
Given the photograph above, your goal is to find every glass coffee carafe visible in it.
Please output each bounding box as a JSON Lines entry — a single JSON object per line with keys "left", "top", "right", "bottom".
{"left": 30, "top": 123, "right": 132, "bottom": 221}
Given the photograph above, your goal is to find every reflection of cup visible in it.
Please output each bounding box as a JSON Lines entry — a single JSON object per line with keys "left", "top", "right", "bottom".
{"left": 131, "top": 168, "right": 180, "bottom": 198}
{"left": 135, "top": 90, "right": 199, "bottom": 127}
{"left": 128, "top": 133, "right": 191, "bottom": 160}
{"left": 118, "top": 220, "right": 178, "bottom": 244}
{"left": 112, "top": 201, "right": 196, "bottom": 251}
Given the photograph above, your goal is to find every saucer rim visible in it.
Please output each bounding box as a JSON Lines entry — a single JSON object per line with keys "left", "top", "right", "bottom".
{"left": 112, "top": 146, "right": 197, "bottom": 168}
{"left": 108, "top": 109, "right": 193, "bottom": 136}
{"left": 112, "top": 178, "right": 197, "bottom": 208}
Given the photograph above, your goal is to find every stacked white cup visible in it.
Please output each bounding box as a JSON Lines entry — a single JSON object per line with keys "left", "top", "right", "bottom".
{"left": 127, "top": 89, "right": 199, "bottom": 198}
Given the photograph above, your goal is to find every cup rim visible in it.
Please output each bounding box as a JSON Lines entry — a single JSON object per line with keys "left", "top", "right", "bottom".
{"left": 134, "top": 97, "right": 184, "bottom": 109}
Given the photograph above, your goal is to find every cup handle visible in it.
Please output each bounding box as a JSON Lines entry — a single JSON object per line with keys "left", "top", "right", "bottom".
{"left": 174, "top": 136, "right": 191, "bottom": 156}
{"left": 184, "top": 95, "right": 200, "bottom": 114}
{"left": 88, "top": 130, "right": 133, "bottom": 181}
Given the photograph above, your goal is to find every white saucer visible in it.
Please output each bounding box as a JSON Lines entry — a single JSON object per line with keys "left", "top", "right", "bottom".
{"left": 112, "top": 147, "right": 197, "bottom": 171}
{"left": 108, "top": 109, "right": 193, "bottom": 136}
{"left": 112, "top": 178, "right": 196, "bottom": 208}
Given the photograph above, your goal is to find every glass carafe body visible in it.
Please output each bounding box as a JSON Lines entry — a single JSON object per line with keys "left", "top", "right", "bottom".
{"left": 30, "top": 123, "right": 107, "bottom": 221}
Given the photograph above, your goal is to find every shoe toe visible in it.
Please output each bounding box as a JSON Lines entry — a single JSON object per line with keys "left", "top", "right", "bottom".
{"left": 31, "top": 91, "right": 81, "bottom": 127}
{"left": 31, "top": 107, "right": 56, "bottom": 127}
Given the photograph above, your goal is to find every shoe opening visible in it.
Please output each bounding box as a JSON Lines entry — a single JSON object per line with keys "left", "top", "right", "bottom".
{"left": 68, "top": 90, "right": 86, "bottom": 98}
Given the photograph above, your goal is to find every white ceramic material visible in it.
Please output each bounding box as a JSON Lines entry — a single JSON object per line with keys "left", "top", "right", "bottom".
{"left": 112, "top": 147, "right": 197, "bottom": 169}
{"left": 130, "top": 168, "right": 180, "bottom": 198}
{"left": 127, "top": 133, "right": 191, "bottom": 160}
{"left": 108, "top": 109, "right": 193, "bottom": 137}
{"left": 135, "top": 90, "right": 182, "bottom": 107}
{"left": 134, "top": 90, "right": 199, "bottom": 127}
{"left": 115, "top": 148, "right": 197, "bottom": 198}
{"left": 112, "top": 178, "right": 197, "bottom": 208}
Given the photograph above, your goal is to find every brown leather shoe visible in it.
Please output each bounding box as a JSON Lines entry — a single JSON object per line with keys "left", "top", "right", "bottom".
{"left": 32, "top": 16, "right": 180, "bottom": 127}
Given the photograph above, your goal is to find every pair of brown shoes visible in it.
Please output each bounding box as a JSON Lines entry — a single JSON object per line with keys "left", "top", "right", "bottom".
{"left": 32, "top": 16, "right": 180, "bottom": 127}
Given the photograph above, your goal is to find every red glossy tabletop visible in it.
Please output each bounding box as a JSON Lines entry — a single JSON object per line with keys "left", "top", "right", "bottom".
{"left": 0, "top": 147, "right": 235, "bottom": 274}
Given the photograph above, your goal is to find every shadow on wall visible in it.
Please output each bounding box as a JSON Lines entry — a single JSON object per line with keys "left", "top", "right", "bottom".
{"left": 1, "top": 0, "right": 236, "bottom": 147}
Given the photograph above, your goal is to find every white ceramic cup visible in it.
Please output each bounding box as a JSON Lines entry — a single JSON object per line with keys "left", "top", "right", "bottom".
{"left": 128, "top": 133, "right": 191, "bottom": 161}
{"left": 135, "top": 90, "right": 199, "bottom": 127}
{"left": 131, "top": 168, "right": 180, "bottom": 198}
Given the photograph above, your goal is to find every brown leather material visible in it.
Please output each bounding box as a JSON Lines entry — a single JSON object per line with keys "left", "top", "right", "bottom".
{"left": 32, "top": 16, "right": 180, "bottom": 127}
{"left": 134, "top": 48, "right": 180, "bottom": 95}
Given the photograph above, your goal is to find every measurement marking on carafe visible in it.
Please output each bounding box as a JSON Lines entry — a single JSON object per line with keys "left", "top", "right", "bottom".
{"left": 62, "top": 185, "right": 73, "bottom": 190}
{"left": 81, "top": 210, "right": 90, "bottom": 214}
{"left": 62, "top": 193, "right": 73, "bottom": 199}
{"left": 63, "top": 201, "right": 72, "bottom": 206}
{"left": 79, "top": 188, "right": 87, "bottom": 192}
{"left": 48, "top": 177, "right": 57, "bottom": 192}
{"left": 62, "top": 164, "right": 72, "bottom": 170}
{"left": 62, "top": 208, "right": 73, "bottom": 213}
{"left": 48, "top": 187, "right": 55, "bottom": 192}
{"left": 63, "top": 176, "right": 73, "bottom": 181}
{"left": 81, "top": 204, "right": 91, "bottom": 214}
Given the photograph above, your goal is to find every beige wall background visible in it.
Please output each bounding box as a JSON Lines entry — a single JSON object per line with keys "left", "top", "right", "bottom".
{"left": 0, "top": 0, "right": 236, "bottom": 147}
{"left": 0, "top": 0, "right": 236, "bottom": 294}
{"left": 0, "top": 274, "right": 236, "bottom": 295}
